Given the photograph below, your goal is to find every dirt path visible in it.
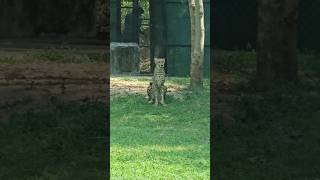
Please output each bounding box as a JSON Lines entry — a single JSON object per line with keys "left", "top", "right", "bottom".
{"left": 0, "top": 61, "right": 109, "bottom": 120}
{"left": 110, "top": 76, "right": 191, "bottom": 100}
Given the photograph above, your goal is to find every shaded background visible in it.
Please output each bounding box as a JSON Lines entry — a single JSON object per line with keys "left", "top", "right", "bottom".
{"left": 0, "top": 0, "right": 106, "bottom": 39}
{"left": 213, "top": 0, "right": 320, "bottom": 52}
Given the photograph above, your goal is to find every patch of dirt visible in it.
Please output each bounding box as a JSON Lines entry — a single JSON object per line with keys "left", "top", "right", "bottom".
{"left": 0, "top": 61, "right": 109, "bottom": 122}
{"left": 110, "top": 77, "right": 187, "bottom": 100}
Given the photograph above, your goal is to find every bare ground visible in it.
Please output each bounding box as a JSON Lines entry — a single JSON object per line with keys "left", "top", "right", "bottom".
{"left": 0, "top": 60, "right": 109, "bottom": 121}
{"left": 110, "top": 76, "right": 189, "bottom": 100}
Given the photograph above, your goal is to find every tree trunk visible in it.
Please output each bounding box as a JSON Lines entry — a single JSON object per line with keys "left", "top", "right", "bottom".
{"left": 189, "top": 0, "right": 205, "bottom": 89}
{"left": 257, "top": 0, "right": 299, "bottom": 81}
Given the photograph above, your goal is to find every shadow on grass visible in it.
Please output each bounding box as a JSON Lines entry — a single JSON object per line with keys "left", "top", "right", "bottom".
{"left": 0, "top": 102, "right": 107, "bottom": 180}
{"left": 213, "top": 50, "right": 320, "bottom": 180}
{"left": 214, "top": 79, "right": 320, "bottom": 179}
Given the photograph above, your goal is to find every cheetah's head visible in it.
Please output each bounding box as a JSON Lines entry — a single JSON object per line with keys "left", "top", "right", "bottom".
{"left": 154, "top": 58, "right": 165, "bottom": 68}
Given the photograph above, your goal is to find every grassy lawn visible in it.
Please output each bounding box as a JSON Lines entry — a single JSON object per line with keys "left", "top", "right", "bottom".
{"left": 110, "top": 78, "right": 210, "bottom": 179}
{"left": 0, "top": 103, "right": 107, "bottom": 180}
{"left": 0, "top": 48, "right": 107, "bottom": 64}
{"left": 0, "top": 49, "right": 107, "bottom": 180}
{"left": 213, "top": 50, "right": 320, "bottom": 180}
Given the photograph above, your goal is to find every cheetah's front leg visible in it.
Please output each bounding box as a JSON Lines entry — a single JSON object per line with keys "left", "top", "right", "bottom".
{"left": 154, "top": 90, "right": 159, "bottom": 106}
{"left": 160, "top": 87, "right": 166, "bottom": 106}
{"left": 148, "top": 94, "right": 153, "bottom": 104}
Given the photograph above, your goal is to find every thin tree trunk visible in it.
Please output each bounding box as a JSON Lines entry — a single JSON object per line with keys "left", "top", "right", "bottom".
{"left": 189, "top": 0, "right": 205, "bottom": 89}
{"left": 257, "top": 0, "right": 299, "bottom": 81}
{"left": 189, "top": 0, "right": 195, "bottom": 72}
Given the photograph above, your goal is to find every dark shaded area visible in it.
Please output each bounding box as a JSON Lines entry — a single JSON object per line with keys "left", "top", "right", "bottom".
{"left": 297, "top": 0, "right": 320, "bottom": 52}
{"left": 256, "top": 0, "right": 298, "bottom": 81}
{"left": 212, "top": 50, "right": 320, "bottom": 179}
{"left": 0, "top": 103, "right": 107, "bottom": 179}
{"left": 0, "top": 0, "right": 97, "bottom": 38}
{"left": 213, "top": 0, "right": 257, "bottom": 50}
{"left": 213, "top": 0, "right": 320, "bottom": 51}
{"left": 122, "top": 5, "right": 143, "bottom": 43}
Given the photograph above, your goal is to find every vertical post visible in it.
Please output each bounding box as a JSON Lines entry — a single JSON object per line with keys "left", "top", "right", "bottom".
{"left": 116, "top": 0, "right": 121, "bottom": 41}
{"left": 150, "top": 0, "right": 155, "bottom": 72}
{"left": 110, "top": 0, "right": 121, "bottom": 41}
{"left": 162, "top": 0, "right": 168, "bottom": 73}
{"left": 150, "top": 0, "right": 166, "bottom": 73}
{"left": 133, "top": 0, "right": 140, "bottom": 44}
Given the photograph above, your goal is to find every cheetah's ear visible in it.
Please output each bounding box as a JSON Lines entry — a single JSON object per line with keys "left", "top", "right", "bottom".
{"left": 150, "top": 82, "right": 153, "bottom": 85}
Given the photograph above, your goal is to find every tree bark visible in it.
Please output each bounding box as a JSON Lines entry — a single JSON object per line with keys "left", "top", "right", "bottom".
{"left": 257, "top": 0, "right": 299, "bottom": 81}
{"left": 189, "top": 0, "right": 205, "bottom": 89}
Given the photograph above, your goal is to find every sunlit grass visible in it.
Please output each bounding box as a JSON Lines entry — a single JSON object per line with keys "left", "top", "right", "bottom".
{"left": 110, "top": 78, "right": 210, "bottom": 179}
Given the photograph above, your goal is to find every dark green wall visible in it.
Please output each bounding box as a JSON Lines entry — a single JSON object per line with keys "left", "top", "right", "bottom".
{"left": 110, "top": 0, "right": 121, "bottom": 41}
{"left": 109, "top": 0, "right": 211, "bottom": 77}
{"left": 166, "top": 0, "right": 210, "bottom": 77}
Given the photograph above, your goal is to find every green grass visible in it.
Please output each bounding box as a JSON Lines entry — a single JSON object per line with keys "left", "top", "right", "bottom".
{"left": 0, "top": 49, "right": 107, "bottom": 64}
{"left": 214, "top": 80, "right": 320, "bottom": 180}
{"left": 214, "top": 49, "right": 320, "bottom": 77}
{"left": 110, "top": 79, "right": 210, "bottom": 179}
{"left": 0, "top": 103, "right": 107, "bottom": 180}
{"left": 213, "top": 49, "right": 320, "bottom": 179}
